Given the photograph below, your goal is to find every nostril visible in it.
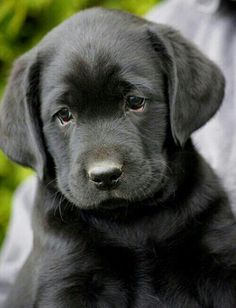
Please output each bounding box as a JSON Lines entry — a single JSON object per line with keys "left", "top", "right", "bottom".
{"left": 109, "top": 170, "right": 122, "bottom": 182}
{"left": 92, "top": 176, "right": 103, "bottom": 184}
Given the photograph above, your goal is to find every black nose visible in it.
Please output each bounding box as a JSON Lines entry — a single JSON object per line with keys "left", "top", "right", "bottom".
{"left": 88, "top": 162, "right": 122, "bottom": 190}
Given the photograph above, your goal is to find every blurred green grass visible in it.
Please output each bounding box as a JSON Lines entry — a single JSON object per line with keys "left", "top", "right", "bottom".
{"left": 0, "top": 0, "right": 161, "bottom": 245}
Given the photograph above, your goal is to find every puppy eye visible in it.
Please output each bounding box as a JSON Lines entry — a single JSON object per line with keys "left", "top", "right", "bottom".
{"left": 56, "top": 108, "right": 74, "bottom": 125}
{"left": 126, "top": 96, "right": 146, "bottom": 112}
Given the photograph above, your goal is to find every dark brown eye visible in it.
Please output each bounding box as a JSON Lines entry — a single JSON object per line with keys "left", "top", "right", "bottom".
{"left": 56, "top": 108, "right": 73, "bottom": 125}
{"left": 126, "top": 96, "right": 146, "bottom": 112}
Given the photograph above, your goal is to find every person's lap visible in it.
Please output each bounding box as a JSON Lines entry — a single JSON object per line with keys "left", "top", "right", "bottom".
{"left": 0, "top": 177, "right": 36, "bottom": 305}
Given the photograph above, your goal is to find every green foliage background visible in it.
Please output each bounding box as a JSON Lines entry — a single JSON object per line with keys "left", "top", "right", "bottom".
{"left": 0, "top": 0, "right": 161, "bottom": 245}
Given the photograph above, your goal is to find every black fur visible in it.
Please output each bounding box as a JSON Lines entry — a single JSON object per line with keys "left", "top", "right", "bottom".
{"left": 1, "top": 8, "right": 236, "bottom": 308}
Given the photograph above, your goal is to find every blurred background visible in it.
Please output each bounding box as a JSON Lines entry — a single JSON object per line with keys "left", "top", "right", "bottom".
{"left": 0, "top": 0, "right": 162, "bottom": 245}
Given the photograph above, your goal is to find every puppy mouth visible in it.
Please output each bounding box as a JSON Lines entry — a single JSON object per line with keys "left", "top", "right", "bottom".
{"left": 64, "top": 162, "right": 166, "bottom": 210}
{"left": 60, "top": 181, "right": 122, "bottom": 209}
{"left": 65, "top": 179, "right": 159, "bottom": 210}
{"left": 87, "top": 189, "right": 130, "bottom": 209}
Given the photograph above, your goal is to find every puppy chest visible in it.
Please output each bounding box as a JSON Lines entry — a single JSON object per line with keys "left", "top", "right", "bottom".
{"left": 37, "top": 241, "right": 200, "bottom": 307}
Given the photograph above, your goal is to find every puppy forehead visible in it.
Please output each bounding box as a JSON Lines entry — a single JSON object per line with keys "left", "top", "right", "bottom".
{"left": 40, "top": 9, "right": 162, "bottom": 107}
{"left": 42, "top": 37, "right": 159, "bottom": 98}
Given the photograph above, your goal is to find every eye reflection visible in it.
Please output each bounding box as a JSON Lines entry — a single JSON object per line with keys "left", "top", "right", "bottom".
{"left": 126, "top": 96, "right": 146, "bottom": 112}
{"left": 56, "top": 108, "right": 74, "bottom": 125}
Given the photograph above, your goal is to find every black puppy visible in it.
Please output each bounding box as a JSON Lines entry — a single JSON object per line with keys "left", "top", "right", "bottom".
{"left": 1, "top": 7, "right": 236, "bottom": 308}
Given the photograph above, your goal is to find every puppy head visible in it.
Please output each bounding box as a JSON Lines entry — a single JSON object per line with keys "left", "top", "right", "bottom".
{"left": 0, "top": 8, "right": 225, "bottom": 209}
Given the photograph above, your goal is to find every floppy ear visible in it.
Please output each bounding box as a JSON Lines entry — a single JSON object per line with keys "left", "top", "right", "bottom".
{"left": 0, "top": 51, "right": 47, "bottom": 179}
{"left": 147, "top": 24, "right": 225, "bottom": 146}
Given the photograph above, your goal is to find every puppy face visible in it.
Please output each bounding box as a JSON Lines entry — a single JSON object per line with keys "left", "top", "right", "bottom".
{"left": 0, "top": 8, "right": 225, "bottom": 209}
{"left": 40, "top": 21, "right": 168, "bottom": 208}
